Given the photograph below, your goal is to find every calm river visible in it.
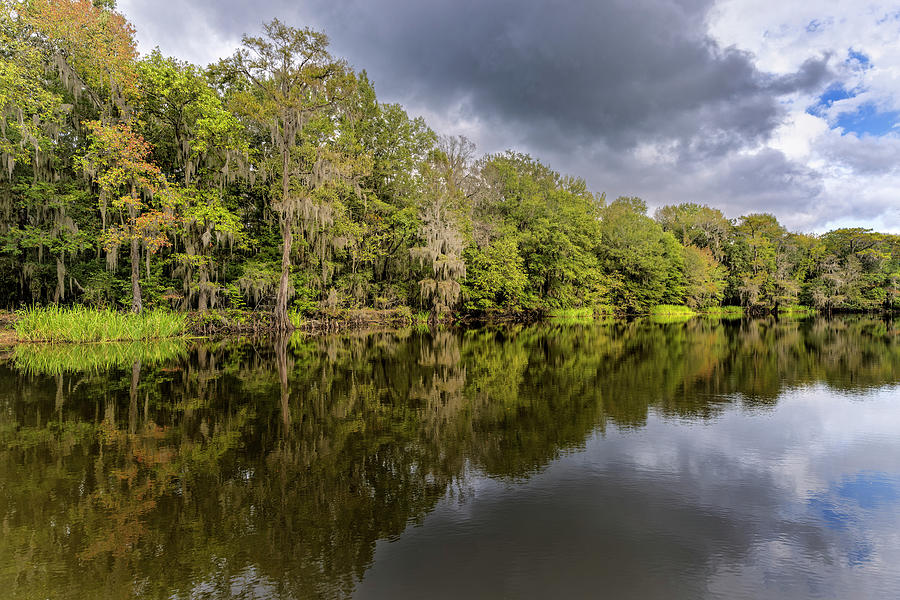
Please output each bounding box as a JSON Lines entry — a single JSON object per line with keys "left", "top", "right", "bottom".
{"left": 2, "top": 316, "right": 899, "bottom": 598}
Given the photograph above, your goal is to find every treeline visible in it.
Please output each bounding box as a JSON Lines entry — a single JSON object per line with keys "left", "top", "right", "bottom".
{"left": 1, "top": 1, "right": 898, "bottom": 328}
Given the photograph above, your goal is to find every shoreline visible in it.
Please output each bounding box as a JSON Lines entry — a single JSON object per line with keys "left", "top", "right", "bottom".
{"left": 1, "top": 306, "right": 895, "bottom": 347}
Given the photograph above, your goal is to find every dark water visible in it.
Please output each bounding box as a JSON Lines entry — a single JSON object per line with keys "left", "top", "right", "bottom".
{"left": 2, "top": 316, "right": 899, "bottom": 599}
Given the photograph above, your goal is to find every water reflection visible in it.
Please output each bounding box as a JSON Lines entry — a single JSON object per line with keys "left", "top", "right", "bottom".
{"left": 1, "top": 316, "right": 899, "bottom": 598}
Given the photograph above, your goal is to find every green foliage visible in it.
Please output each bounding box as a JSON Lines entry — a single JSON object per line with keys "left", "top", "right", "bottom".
{"left": 778, "top": 304, "right": 815, "bottom": 316}
{"left": 223, "top": 283, "right": 246, "bottom": 310}
{"left": 0, "top": 2, "right": 896, "bottom": 322}
{"left": 292, "top": 273, "right": 321, "bottom": 315}
{"left": 288, "top": 309, "right": 304, "bottom": 329}
{"left": 462, "top": 236, "right": 529, "bottom": 311}
{"left": 547, "top": 307, "right": 594, "bottom": 318}
{"left": 136, "top": 49, "right": 246, "bottom": 183}
{"left": 236, "top": 260, "right": 280, "bottom": 309}
{"left": 655, "top": 203, "right": 730, "bottom": 260}
{"left": 80, "top": 269, "right": 124, "bottom": 307}
{"left": 598, "top": 197, "right": 686, "bottom": 313}
{"left": 474, "top": 153, "right": 606, "bottom": 311}
{"left": 802, "top": 228, "right": 898, "bottom": 312}
{"left": 682, "top": 245, "right": 726, "bottom": 309}
{"left": 0, "top": 4, "right": 63, "bottom": 170}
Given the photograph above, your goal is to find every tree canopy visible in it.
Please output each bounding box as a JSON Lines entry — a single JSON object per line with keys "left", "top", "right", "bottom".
{"left": 0, "top": 1, "right": 896, "bottom": 320}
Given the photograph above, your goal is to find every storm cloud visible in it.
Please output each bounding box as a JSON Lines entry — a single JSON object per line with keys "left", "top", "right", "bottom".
{"left": 120, "top": 0, "right": 899, "bottom": 231}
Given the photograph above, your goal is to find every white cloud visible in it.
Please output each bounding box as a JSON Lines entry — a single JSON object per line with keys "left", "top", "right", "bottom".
{"left": 708, "top": 0, "right": 900, "bottom": 232}
{"left": 118, "top": 0, "right": 239, "bottom": 65}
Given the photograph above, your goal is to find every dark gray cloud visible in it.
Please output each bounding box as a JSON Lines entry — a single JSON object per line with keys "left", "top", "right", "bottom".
{"left": 132, "top": 0, "right": 830, "bottom": 153}
{"left": 123, "top": 0, "right": 858, "bottom": 229}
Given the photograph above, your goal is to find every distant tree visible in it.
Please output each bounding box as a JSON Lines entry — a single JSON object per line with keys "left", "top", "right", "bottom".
{"left": 25, "top": 0, "right": 139, "bottom": 118}
{"left": 411, "top": 136, "right": 473, "bottom": 316}
{"left": 135, "top": 50, "right": 245, "bottom": 186}
{"left": 682, "top": 245, "right": 726, "bottom": 309}
{"left": 655, "top": 203, "right": 731, "bottom": 261}
{"left": 599, "top": 197, "right": 685, "bottom": 312}
{"left": 803, "top": 228, "right": 897, "bottom": 311}
{"left": 0, "top": 2, "right": 63, "bottom": 180}
{"left": 463, "top": 235, "right": 529, "bottom": 312}
{"left": 474, "top": 152, "right": 606, "bottom": 311}
{"left": 726, "top": 213, "right": 803, "bottom": 311}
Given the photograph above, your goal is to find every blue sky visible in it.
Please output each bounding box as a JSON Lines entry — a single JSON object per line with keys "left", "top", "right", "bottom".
{"left": 808, "top": 49, "right": 898, "bottom": 139}
{"left": 836, "top": 104, "right": 899, "bottom": 137}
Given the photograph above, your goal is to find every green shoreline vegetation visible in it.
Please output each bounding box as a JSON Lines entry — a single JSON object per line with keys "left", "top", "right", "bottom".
{"left": 704, "top": 305, "right": 745, "bottom": 318}
{"left": 1, "top": 301, "right": 826, "bottom": 345}
{"left": 1, "top": 1, "right": 898, "bottom": 341}
{"left": 14, "top": 305, "right": 186, "bottom": 343}
{"left": 650, "top": 305, "right": 697, "bottom": 317}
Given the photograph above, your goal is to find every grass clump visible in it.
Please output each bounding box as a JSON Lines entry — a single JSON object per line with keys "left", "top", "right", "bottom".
{"left": 704, "top": 305, "right": 744, "bottom": 318}
{"left": 288, "top": 310, "right": 305, "bottom": 330}
{"left": 650, "top": 304, "right": 697, "bottom": 317}
{"left": 546, "top": 306, "right": 616, "bottom": 325}
{"left": 649, "top": 304, "right": 696, "bottom": 324}
{"left": 778, "top": 304, "right": 815, "bottom": 315}
{"left": 15, "top": 305, "right": 186, "bottom": 343}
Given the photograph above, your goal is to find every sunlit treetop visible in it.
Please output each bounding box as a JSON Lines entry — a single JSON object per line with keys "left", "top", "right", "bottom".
{"left": 25, "top": 0, "right": 139, "bottom": 112}
{"left": 0, "top": 3, "right": 63, "bottom": 177}
{"left": 78, "top": 120, "right": 163, "bottom": 199}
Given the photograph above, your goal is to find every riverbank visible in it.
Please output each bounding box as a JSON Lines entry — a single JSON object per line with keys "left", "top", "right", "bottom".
{"left": 0, "top": 307, "right": 435, "bottom": 344}
{"left": 0, "top": 312, "right": 18, "bottom": 346}
{"left": 2, "top": 304, "right": 894, "bottom": 346}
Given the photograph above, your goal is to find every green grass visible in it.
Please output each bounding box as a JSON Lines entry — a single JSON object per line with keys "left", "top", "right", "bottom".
{"left": 13, "top": 340, "right": 187, "bottom": 375}
{"left": 288, "top": 310, "right": 305, "bottom": 330}
{"left": 15, "top": 305, "right": 186, "bottom": 343}
{"left": 650, "top": 304, "right": 697, "bottom": 317}
{"left": 704, "top": 305, "right": 744, "bottom": 318}
{"left": 545, "top": 306, "right": 617, "bottom": 325}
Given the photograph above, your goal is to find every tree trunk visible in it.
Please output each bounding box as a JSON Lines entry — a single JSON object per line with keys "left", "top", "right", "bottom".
{"left": 274, "top": 218, "right": 293, "bottom": 329}
{"left": 274, "top": 135, "right": 295, "bottom": 331}
{"left": 54, "top": 257, "right": 65, "bottom": 303}
{"left": 131, "top": 236, "right": 142, "bottom": 314}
